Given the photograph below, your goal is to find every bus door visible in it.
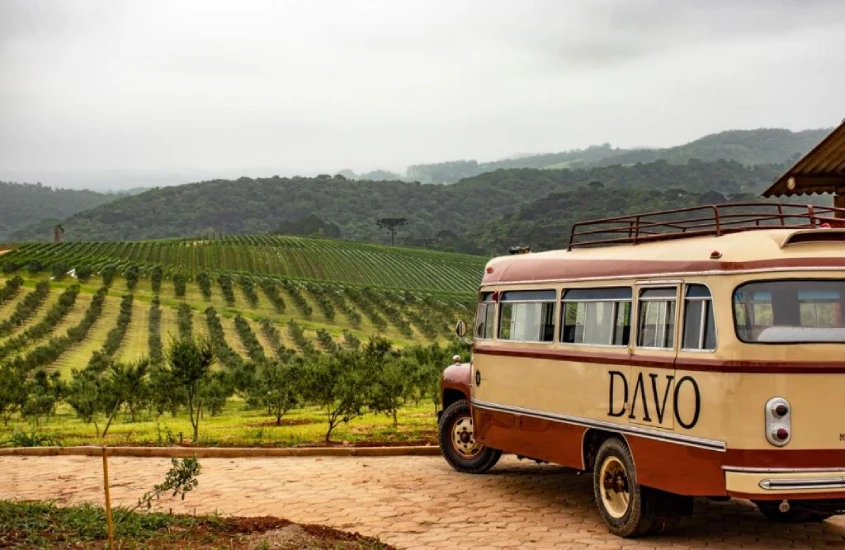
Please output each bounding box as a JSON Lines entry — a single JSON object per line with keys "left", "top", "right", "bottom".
{"left": 471, "top": 289, "right": 557, "bottom": 417}
{"left": 626, "top": 284, "right": 681, "bottom": 431}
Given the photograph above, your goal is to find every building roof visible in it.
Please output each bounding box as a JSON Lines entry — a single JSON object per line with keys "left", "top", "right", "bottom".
{"left": 762, "top": 119, "right": 845, "bottom": 197}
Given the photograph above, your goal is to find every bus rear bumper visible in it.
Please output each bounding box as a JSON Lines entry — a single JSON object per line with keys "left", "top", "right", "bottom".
{"left": 724, "top": 468, "right": 845, "bottom": 500}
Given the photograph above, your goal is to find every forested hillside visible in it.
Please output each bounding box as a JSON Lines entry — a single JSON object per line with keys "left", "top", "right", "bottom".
{"left": 10, "top": 160, "right": 788, "bottom": 253}
{"left": 0, "top": 182, "right": 117, "bottom": 240}
{"left": 585, "top": 128, "right": 829, "bottom": 168}
{"left": 401, "top": 127, "right": 828, "bottom": 184}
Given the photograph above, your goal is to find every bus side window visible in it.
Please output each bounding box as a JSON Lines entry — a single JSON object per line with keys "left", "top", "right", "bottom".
{"left": 474, "top": 293, "right": 496, "bottom": 339}
{"left": 637, "top": 287, "right": 677, "bottom": 349}
{"left": 682, "top": 284, "right": 716, "bottom": 351}
{"left": 498, "top": 290, "right": 557, "bottom": 342}
{"left": 561, "top": 287, "right": 632, "bottom": 346}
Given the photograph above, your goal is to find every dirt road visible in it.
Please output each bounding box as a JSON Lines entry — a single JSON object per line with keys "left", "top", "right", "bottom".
{"left": 1, "top": 454, "right": 843, "bottom": 549}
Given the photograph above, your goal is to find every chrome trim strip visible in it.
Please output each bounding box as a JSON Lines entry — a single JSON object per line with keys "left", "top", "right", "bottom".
{"left": 471, "top": 398, "right": 726, "bottom": 452}
{"left": 759, "top": 477, "right": 845, "bottom": 491}
{"left": 725, "top": 466, "right": 845, "bottom": 474}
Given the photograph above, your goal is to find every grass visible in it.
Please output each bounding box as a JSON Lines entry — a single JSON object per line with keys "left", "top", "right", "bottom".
{"left": 0, "top": 402, "right": 439, "bottom": 448}
{"left": 0, "top": 500, "right": 393, "bottom": 549}
{"left": 247, "top": 316, "right": 276, "bottom": 358}
{"left": 114, "top": 299, "right": 150, "bottom": 363}
{"left": 0, "top": 289, "right": 59, "bottom": 344}
{"left": 0, "top": 500, "right": 217, "bottom": 548}
{"left": 51, "top": 294, "right": 120, "bottom": 377}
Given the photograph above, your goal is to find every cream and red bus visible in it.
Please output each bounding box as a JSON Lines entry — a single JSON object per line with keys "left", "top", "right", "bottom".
{"left": 437, "top": 202, "right": 845, "bottom": 537}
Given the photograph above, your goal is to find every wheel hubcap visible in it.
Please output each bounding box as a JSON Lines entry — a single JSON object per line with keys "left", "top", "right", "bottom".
{"left": 599, "top": 456, "right": 631, "bottom": 519}
{"left": 451, "top": 415, "right": 481, "bottom": 458}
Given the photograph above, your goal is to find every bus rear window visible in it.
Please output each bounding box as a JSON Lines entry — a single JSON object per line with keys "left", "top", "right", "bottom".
{"left": 733, "top": 280, "right": 845, "bottom": 343}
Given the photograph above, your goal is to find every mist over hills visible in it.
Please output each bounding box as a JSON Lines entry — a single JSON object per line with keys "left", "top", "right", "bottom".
{"left": 2, "top": 126, "right": 831, "bottom": 253}
{"left": 351, "top": 127, "right": 829, "bottom": 184}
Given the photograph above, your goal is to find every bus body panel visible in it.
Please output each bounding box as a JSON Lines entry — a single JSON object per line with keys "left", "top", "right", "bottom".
{"left": 465, "top": 262, "right": 845, "bottom": 500}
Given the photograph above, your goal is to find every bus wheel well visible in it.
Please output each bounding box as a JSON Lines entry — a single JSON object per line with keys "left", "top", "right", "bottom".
{"left": 582, "top": 429, "right": 622, "bottom": 471}
{"left": 442, "top": 388, "right": 467, "bottom": 411}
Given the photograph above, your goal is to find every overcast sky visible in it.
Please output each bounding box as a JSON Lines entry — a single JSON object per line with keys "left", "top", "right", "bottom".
{"left": 1, "top": 0, "right": 844, "bottom": 189}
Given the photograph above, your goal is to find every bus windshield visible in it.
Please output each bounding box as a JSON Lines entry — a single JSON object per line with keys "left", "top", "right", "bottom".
{"left": 733, "top": 280, "right": 845, "bottom": 343}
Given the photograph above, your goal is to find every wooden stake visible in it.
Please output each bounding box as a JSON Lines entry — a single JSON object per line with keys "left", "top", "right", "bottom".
{"left": 102, "top": 447, "right": 116, "bottom": 550}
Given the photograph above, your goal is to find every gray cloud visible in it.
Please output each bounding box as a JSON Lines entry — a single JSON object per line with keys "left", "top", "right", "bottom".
{"left": 1, "top": 0, "right": 844, "bottom": 189}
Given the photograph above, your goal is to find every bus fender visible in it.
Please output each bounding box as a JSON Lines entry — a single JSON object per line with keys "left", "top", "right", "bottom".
{"left": 439, "top": 362, "right": 471, "bottom": 423}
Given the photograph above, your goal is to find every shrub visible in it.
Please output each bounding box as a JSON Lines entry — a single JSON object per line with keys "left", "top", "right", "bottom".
{"left": 51, "top": 261, "right": 71, "bottom": 280}
{"left": 75, "top": 265, "right": 92, "bottom": 282}
{"left": 150, "top": 265, "right": 164, "bottom": 293}
{"left": 172, "top": 274, "right": 187, "bottom": 298}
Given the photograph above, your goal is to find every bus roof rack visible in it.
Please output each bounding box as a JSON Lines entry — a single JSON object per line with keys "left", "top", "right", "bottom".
{"left": 568, "top": 202, "right": 845, "bottom": 250}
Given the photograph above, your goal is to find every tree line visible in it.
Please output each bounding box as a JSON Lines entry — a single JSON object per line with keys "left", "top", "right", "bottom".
{"left": 9, "top": 158, "right": 797, "bottom": 254}
{"left": 0, "top": 334, "right": 465, "bottom": 443}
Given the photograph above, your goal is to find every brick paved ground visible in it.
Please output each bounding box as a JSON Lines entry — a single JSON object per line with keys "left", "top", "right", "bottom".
{"left": 1, "top": 455, "right": 844, "bottom": 549}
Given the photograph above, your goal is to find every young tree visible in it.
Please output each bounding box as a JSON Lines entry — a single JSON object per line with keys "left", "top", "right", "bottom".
{"left": 108, "top": 358, "right": 150, "bottom": 425}
{"left": 251, "top": 358, "right": 303, "bottom": 425}
{"left": 66, "top": 368, "right": 106, "bottom": 436}
{"left": 0, "top": 364, "right": 26, "bottom": 425}
{"left": 306, "top": 350, "right": 370, "bottom": 442}
{"left": 165, "top": 337, "right": 217, "bottom": 442}
{"left": 66, "top": 358, "right": 150, "bottom": 437}
{"left": 21, "top": 370, "right": 65, "bottom": 426}
{"left": 362, "top": 336, "right": 404, "bottom": 427}
{"left": 199, "top": 370, "right": 232, "bottom": 418}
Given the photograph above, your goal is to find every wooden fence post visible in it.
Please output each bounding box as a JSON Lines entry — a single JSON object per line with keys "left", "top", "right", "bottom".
{"left": 102, "top": 447, "right": 116, "bottom": 550}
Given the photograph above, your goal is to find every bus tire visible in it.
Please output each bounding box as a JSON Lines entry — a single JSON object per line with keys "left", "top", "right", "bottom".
{"left": 593, "top": 437, "right": 661, "bottom": 537}
{"left": 438, "top": 399, "right": 501, "bottom": 474}
{"left": 754, "top": 502, "right": 832, "bottom": 523}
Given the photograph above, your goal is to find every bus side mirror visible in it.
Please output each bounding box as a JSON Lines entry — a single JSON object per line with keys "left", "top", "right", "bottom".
{"left": 455, "top": 319, "right": 468, "bottom": 338}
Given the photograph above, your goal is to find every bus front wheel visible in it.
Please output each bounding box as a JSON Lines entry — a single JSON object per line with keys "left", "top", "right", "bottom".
{"left": 593, "top": 437, "right": 671, "bottom": 537}
{"left": 438, "top": 399, "right": 501, "bottom": 474}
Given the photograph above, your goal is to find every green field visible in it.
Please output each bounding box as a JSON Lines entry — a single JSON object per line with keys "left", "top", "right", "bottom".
{"left": 0, "top": 237, "right": 476, "bottom": 447}
{"left": 2, "top": 235, "right": 487, "bottom": 293}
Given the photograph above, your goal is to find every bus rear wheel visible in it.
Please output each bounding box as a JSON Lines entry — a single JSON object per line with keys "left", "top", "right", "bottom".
{"left": 593, "top": 438, "right": 670, "bottom": 537}
{"left": 438, "top": 399, "right": 501, "bottom": 474}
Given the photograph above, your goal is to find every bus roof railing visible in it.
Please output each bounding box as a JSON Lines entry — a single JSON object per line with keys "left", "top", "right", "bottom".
{"left": 567, "top": 202, "right": 845, "bottom": 250}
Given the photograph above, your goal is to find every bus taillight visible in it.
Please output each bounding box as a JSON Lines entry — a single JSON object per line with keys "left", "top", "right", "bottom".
{"left": 765, "top": 397, "right": 792, "bottom": 447}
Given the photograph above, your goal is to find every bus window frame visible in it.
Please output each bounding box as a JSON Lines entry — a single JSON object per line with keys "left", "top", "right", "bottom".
{"left": 560, "top": 287, "right": 633, "bottom": 348}
{"left": 496, "top": 290, "right": 558, "bottom": 344}
{"left": 474, "top": 292, "right": 497, "bottom": 341}
{"left": 679, "top": 282, "right": 718, "bottom": 354}
{"left": 634, "top": 282, "right": 681, "bottom": 351}
{"left": 731, "top": 277, "right": 845, "bottom": 345}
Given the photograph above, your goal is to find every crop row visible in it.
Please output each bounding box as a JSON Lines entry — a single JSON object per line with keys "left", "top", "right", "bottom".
{"left": 0, "top": 235, "right": 485, "bottom": 292}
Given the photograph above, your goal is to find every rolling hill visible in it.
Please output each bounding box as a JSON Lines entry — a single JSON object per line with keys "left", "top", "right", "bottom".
{"left": 9, "top": 159, "right": 788, "bottom": 252}
{"left": 0, "top": 236, "right": 482, "bottom": 388}
{"left": 0, "top": 181, "right": 118, "bottom": 241}
{"left": 0, "top": 236, "right": 485, "bottom": 293}
{"left": 402, "top": 127, "right": 829, "bottom": 183}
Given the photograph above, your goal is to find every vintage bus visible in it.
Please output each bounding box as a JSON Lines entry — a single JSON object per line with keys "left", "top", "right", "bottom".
{"left": 437, "top": 203, "right": 845, "bottom": 537}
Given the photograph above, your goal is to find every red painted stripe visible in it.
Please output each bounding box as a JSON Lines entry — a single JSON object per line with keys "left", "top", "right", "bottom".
{"left": 473, "top": 345, "right": 845, "bottom": 374}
